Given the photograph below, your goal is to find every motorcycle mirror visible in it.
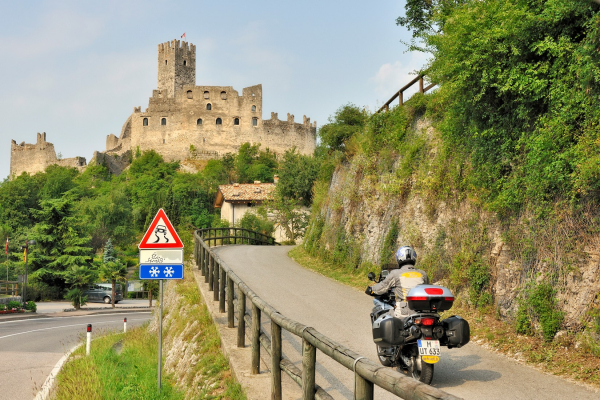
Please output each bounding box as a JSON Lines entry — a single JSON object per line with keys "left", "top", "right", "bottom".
{"left": 368, "top": 272, "right": 376, "bottom": 281}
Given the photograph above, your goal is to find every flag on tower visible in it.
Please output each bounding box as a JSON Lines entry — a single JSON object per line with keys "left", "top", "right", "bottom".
{"left": 5, "top": 237, "right": 7, "bottom": 255}
{"left": 181, "top": 32, "right": 186, "bottom": 39}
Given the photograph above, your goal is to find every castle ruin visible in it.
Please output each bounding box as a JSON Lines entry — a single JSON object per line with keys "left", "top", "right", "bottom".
{"left": 9, "top": 39, "right": 317, "bottom": 178}
{"left": 10, "top": 132, "right": 86, "bottom": 177}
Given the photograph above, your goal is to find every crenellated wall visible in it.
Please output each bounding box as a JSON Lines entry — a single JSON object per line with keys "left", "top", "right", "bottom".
{"left": 10, "top": 132, "right": 86, "bottom": 177}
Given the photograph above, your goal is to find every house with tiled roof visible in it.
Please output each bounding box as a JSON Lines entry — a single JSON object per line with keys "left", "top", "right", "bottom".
{"left": 214, "top": 181, "right": 276, "bottom": 226}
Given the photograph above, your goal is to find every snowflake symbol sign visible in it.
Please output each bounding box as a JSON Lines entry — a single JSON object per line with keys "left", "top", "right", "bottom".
{"left": 164, "top": 266, "right": 174, "bottom": 278}
{"left": 150, "top": 266, "right": 160, "bottom": 277}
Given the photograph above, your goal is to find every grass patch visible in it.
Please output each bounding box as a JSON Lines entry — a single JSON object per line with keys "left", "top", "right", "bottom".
{"left": 288, "top": 245, "right": 373, "bottom": 289}
{"left": 55, "top": 326, "right": 184, "bottom": 400}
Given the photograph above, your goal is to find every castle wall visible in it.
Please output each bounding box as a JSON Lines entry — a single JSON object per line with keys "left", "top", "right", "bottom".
{"left": 110, "top": 81, "right": 316, "bottom": 164}
{"left": 10, "top": 133, "right": 86, "bottom": 177}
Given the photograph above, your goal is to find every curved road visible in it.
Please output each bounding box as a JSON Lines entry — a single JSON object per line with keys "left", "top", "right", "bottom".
{"left": 0, "top": 311, "right": 152, "bottom": 400}
{"left": 214, "top": 245, "right": 599, "bottom": 400}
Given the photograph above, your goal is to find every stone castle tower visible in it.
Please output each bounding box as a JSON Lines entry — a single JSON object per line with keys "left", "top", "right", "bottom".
{"left": 157, "top": 41, "right": 196, "bottom": 98}
{"left": 10, "top": 39, "right": 317, "bottom": 178}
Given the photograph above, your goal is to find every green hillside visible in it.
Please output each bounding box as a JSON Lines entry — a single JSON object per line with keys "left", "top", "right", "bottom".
{"left": 302, "top": 0, "right": 600, "bottom": 377}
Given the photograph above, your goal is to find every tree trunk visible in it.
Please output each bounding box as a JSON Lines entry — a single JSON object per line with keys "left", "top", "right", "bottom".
{"left": 111, "top": 280, "right": 116, "bottom": 308}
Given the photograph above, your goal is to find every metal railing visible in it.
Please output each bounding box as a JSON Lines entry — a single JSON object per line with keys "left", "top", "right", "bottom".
{"left": 377, "top": 74, "right": 436, "bottom": 113}
{"left": 194, "top": 230, "right": 460, "bottom": 400}
{"left": 197, "top": 227, "right": 278, "bottom": 247}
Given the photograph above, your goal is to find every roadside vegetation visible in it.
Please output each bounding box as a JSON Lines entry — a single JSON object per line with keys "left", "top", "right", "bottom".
{"left": 55, "top": 326, "right": 184, "bottom": 400}
{"left": 298, "top": 0, "right": 600, "bottom": 388}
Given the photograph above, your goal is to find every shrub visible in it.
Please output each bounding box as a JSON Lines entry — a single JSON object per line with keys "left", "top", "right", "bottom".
{"left": 24, "top": 301, "right": 37, "bottom": 312}
{"left": 7, "top": 300, "right": 22, "bottom": 310}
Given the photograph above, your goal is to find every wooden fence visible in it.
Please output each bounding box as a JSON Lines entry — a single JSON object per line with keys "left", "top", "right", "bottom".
{"left": 377, "top": 74, "right": 436, "bottom": 113}
{"left": 198, "top": 227, "right": 278, "bottom": 247}
{"left": 0, "top": 280, "right": 19, "bottom": 297}
{"left": 194, "top": 229, "right": 460, "bottom": 400}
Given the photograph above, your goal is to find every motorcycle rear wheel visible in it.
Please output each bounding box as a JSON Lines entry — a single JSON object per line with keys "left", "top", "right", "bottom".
{"left": 376, "top": 345, "right": 393, "bottom": 367}
{"left": 409, "top": 357, "right": 434, "bottom": 385}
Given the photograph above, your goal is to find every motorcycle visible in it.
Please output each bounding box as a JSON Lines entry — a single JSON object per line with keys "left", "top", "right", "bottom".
{"left": 367, "top": 270, "right": 470, "bottom": 384}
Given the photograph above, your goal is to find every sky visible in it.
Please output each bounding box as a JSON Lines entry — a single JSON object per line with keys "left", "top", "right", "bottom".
{"left": 0, "top": 0, "right": 429, "bottom": 180}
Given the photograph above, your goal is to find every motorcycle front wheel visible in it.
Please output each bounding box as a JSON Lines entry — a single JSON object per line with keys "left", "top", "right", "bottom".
{"left": 408, "top": 356, "right": 434, "bottom": 385}
{"left": 376, "top": 345, "right": 393, "bottom": 366}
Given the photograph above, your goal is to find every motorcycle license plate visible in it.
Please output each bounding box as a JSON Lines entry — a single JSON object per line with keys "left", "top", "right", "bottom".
{"left": 418, "top": 340, "right": 440, "bottom": 364}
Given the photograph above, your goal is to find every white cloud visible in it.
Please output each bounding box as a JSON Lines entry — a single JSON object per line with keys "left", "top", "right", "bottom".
{"left": 368, "top": 52, "right": 431, "bottom": 108}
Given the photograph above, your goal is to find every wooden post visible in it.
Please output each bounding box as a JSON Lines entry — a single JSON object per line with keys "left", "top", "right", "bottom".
{"left": 384, "top": 104, "right": 389, "bottom": 112}
{"left": 208, "top": 255, "right": 214, "bottom": 291}
{"left": 355, "top": 372, "right": 374, "bottom": 400}
{"left": 271, "top": 321, "right": 282, "bottom": 400}
{"left": 199, "top": 246, "right": 205, "bottom": 275}
{"left": 237, "top": 290, "right": 246, "bottom": 347}
{"left": 213, "top": 261, "right": 219, "bottom": 301}
{"left": 227, "top": 276, "right": 234, "bottom": 328}
{"left": 203, "top": 248, "right": 209, "bottom": 283}
{"left": 219, "top": 268, "right": 226, "bottom": 312}
{"left": 251, "top": 303, "right": 261, "bottom": 374}
{"left": 419, "top": 76, "right": 424, "bottom": 93}
{"left": 399, "top": 91, "right": 404, "bottom": 106}
{"left": 302, "top": 337, "right": 316, "bottom": 400}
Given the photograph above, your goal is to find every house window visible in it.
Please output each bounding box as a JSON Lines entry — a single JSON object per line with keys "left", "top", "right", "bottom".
{"left": 143, "top": 118, "right": 148, "bottom": 126}
{"left": 161, "top": 118, "right": 166, "bottom": 125}
{"left": 165, "top": 60, "right": 168, "bottom": 65}
{"left": 247, "top": 203, "right": 253, "bottom": 207}
{"left": 183, "top": 60, "right": 187, "bottom": 66}
{"left": 187, "top": 90, "right": 193, "bottom": 99}
{"left": 216, "top": 118, "right": 222, "bottom": 125}
{"left": 221, "top": 91, "right": 227, "bottom": 100}
{"left": 234, "top": 118, "right": 240, "bottom": 125}
{"left": 204, "top": 91, "right": 209, "bottom": 99}
{"left": 197, "top": 118, "right": 202, "bottom": 125}
{"left": 163, "top": 139, "right": 165, "bottom": 144}
{"left": 206, "top": 103, "right": 212, "bottom": 111}
{"left": 252, "top": 117, "right": 258, "bottom": 126}
{"left": 251, "top": 105, "right": 256, "bottom": 112}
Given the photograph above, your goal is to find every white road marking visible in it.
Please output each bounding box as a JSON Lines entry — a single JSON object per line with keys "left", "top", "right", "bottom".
{"left": 0, "top": 311, "right": 151, "bottom": 325}
{"left": 0, "top": 317, "right": 150, "bottom": 339}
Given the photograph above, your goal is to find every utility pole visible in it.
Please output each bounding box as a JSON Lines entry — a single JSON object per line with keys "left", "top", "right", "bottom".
{"left": 21, "top": 235, "right": 36, "bottom": 303}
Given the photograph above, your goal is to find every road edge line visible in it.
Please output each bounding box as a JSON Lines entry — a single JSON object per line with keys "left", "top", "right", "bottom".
{"left": 34, "top": 342, "right": 82, "bottom": 400}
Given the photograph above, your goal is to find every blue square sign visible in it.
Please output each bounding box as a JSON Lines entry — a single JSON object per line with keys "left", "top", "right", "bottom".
{"left": 140, "top": 264, "right": 184, "bottom": 280}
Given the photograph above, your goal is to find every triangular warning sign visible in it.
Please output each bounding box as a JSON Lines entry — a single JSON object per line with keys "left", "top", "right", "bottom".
{"left": 138, "top": 209, "right": 184, "bottom": 249}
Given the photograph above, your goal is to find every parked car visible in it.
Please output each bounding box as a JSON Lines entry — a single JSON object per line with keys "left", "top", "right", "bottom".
{"left": 83, "top": 283, "right": 123, "bottom": 304}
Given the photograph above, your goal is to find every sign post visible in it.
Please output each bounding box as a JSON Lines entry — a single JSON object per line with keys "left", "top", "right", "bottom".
{"left": 138, "top": 208, "right": 184, "bottom": 393}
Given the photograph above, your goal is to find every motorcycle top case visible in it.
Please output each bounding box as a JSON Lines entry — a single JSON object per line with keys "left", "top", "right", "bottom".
{"left": 441, "top": 315, "right": 470, "bottom": 348}
{"left": 406, "top": 285, "right": 454, "bottom": 312}
{"left": 372, "top": 314, "right": 405, "bottom": 347}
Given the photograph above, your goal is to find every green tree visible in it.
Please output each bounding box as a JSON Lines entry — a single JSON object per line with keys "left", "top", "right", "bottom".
{"left": 64, "top": 265, "right": 95, "bottom": 310}
{"left": 318, "top": 104, "right": 368, "bottom": 152}
{"left": 29, "top": 197, "right": 93, "bottom": 289}
{"left": 99, "top": 240, "right": 127, "bottom": 308}
{"left": 277, "top": 148, "right": 319, "bottom": 207}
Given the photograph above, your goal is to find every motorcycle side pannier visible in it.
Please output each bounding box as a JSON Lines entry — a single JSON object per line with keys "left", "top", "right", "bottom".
{"left": 406, "top": 285, "right": 454, "bottom": 312}
{"left": 441, "top": 315, "right": 470, "bottom": 348}
{"left": 372, "top": 315, "right": 405, "bottom": 347}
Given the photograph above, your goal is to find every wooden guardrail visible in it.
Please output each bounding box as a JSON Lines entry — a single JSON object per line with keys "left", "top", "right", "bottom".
{"left": 377, "top": 74, "right": 436, "bottom": 113}
{"left": 0, "top": 280, "right": 19, "bottom": 296}
{"left": 194, "top": 230, "right": 460, "bottom": 400}
{"left": 198, "top": 227, "right": 278, "bottom": 247}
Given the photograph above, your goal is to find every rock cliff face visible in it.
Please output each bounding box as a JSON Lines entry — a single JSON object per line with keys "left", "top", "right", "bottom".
{"left": 310, "top": 118, "right": 600, "bottom": 331}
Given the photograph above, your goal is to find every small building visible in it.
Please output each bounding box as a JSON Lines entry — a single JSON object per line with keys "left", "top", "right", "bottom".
{"left": 214, "top": 182, "right": 276, "bottom": 226}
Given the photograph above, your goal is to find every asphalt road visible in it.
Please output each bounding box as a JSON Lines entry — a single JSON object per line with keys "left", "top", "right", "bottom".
{"left": 214, "top": 245, "right": 599, "bottom": 400}
{"left": 0, "top": 311, "right": 152, "bottom": 400}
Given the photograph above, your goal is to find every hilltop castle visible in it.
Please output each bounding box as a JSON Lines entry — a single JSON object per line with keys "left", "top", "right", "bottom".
{"left": 10, "top": 39, "right": 317, "bottom": 177}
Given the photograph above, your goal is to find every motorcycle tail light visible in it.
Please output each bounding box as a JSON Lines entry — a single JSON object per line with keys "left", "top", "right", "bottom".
{"left": 421, "top": 317, "right": 435, "bottom": 326}
{"left": 406, "top": 296, "right": 427, "bottom": 301}
{"left": 445, "top": 297, "right": 454, "bottom": 301}
{"left": 424, "top": 288, "right": 444, "bottom": 295}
